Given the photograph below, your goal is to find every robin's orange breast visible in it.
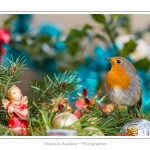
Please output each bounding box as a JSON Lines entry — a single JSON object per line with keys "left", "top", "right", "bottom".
{"left": 106, "top": 67, "right": 131, "bottom": 91}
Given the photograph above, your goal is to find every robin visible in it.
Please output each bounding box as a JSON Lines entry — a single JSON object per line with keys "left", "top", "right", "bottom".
{"left": 104, "top": 56, "right": 142, "bottom": 114}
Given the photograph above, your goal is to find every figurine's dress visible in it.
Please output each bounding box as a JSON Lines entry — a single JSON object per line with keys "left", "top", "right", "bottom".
{"left": 7, "top": 102, "right": 28, "bottom": 135}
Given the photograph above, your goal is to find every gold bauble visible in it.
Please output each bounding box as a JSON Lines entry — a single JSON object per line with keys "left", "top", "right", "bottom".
{"left": 52, "top": 112, "right": 81, "bottom": 130}
{"left": 83, "top": 126, "right": 104, "bottom": 136}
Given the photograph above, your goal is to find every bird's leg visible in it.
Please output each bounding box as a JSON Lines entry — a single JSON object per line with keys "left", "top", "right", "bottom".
{"left": 128, "top": 105, "right": 140, "bottom": 117}
{"left": 114, "top": 105, "right": 119, "bottom": 111}
{"left": 134, "top": 105, "right": 141, "bottom": 118}
{"left": 137, "top": 97, "right": 142, "bottom": 111}
{"left": 136, "top": 100, "right": 144, "bottom": 118}
{"left": 129, "top": 105, "right": 140, "bottom": 117}
{"left": 132, "top": 97, "right": 144, "bottom": 118}
{"left": 127, "top": 106, "right": 130, "bottom": 114}
{"left": 127, "top": 106, "right": 134, "bottom": 115}
{"left": 128, "top": 103, "right": 144, "bottom": 118}
{"left": 116, "top": 105, "right": 119, "bottom": 110}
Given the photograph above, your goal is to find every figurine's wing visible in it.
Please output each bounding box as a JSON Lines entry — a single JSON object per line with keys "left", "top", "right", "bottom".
{"left": 2, "top": 99, "right": 10, "bottom": 110}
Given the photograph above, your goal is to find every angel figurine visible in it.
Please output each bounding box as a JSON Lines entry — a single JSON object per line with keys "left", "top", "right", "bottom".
{"left": 2, "top": 85, "right": 29, "bottom": 135}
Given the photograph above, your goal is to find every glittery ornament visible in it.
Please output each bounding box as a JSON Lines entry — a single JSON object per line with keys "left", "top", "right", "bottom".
{"left": 52, "top": 112, "right": 81, "bottom": 130}
{"left": 83, "top": 126, "right": 104, "bottom": 136}
{"left": 126, "top": 126, "right": 138, "bottom": 136}
{"left": 121, "top": 119, "right": 150, "bottom": 136}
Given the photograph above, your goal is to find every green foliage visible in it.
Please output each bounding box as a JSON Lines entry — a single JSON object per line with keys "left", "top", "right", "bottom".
{"left": 111, "top": 14, "right": 131, "bottom": 33}
{"left": 91, "top": 14, "right": 106, "bottom": 24}
{"left": 21, "top": 101, "right": 146, "bottom": 136}
{"left": 30, "top": 71, "right": 81, "bottom": 103}
{"left": 65, "top": 24, "right": 93, "bottom": 56}
{"left": 0, "top": 56, "right": 27, "bottom": 99}
{"left": 134, "top": 58, "right": 150, "bottom": 70}
{"left": 3, "top": 14, "right": 17, "bottom": 28}
{"left": 120, "top": 39, "right": 137, "bottom": 57}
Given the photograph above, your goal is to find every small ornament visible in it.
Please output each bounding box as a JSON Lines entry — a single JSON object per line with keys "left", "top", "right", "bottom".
{"left": 49, "top": 97, "right": 71, "bottom": 112}
{"left": 52, "top": 112, "right": 81, "bottom": 130}
{"left": 2, "top": 85, "right": 29, "bottom": 135}
{"left": 73, "top": 110, "right": 82, "bottom": 118}
{"left": 74, "top": 89, "right": 98, "bottom": 114}
{"left": 66, "top": 105, "right": 72, "bottom": 112}
{"left": 121, "top": 119, "right": 150, "bottom": 136}
{"left": 73, "top": 99, "right": 84, "bottom": 118}
{"left": 75, "top": 99, "right": 84, "bottom": 111}
{"left": 126, "top": 126, "right": 138, "bottom": 136}
{"left": 83, "top": 126, "right": 104, "bottom": 136}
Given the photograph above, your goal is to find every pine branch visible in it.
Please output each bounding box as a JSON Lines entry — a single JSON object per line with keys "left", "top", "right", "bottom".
{"left": 78, "top": 105, "right": 138, "bottom": 136}
{"left": 26, "top": 98, "right": 150, "bottom": 136}
{"left": 30, "top": 71, "right": 81, "bottom": 103}
{"left": 0, "top": 56, "right": 27, "bottom": 99}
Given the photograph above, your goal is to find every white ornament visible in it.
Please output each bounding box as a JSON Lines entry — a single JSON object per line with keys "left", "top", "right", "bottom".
{"left": 83, "top": 126, "right": 105, "bottom": 136}
{"left": 52, "top": 112, "right": 81, "bottom": 130}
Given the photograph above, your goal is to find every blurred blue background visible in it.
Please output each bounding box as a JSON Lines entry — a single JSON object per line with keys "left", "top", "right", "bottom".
{"left": 0, "top": 14, "right": 150, "bottom": 113}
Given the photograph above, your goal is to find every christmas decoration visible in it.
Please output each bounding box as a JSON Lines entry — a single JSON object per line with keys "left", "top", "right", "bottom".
{"left": 49, "top": 98, "right": 71, "bottom": 112}
{"left": 0, "top": 56, "right": 150, "bottom": 136}
{"left": 2, "top": 85, "right": 29, "bottom": 135}
{"left": 52, "top": 112, "right": 81, "bottom": 130}
{"left": 73, "top": 88, "right": 98, "bottom": 118}
{"left": 0, "top": 14, "right": 150, "bottom": 136}
{"left": 83, "top": 126, "right": 105, "bottom": 136}
{"left": 125, "top": 126, "right": 138, "bottom": 136}
{"left": 0, "top": 29, "right": 10, "bottom": 61}
{"left": 121, "top": 119, "right": 150, "bottom": 136}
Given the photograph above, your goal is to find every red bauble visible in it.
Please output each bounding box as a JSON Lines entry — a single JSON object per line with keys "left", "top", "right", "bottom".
{"left": 75, "top": 99, "right": 84, "bottom": 111}
{"left": 0, "top": 29, "right": 10, "bottom": 43}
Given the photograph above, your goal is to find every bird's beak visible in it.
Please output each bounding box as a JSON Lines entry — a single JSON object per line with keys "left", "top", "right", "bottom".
{"left": 104, "top": 58, "right": 110, "bottom": 62}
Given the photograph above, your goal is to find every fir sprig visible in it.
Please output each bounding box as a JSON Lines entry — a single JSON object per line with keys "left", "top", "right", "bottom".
{"left": 0, "top": 56, "right": 27, "bottom": 99}
{"left": 27, "top": 101, "right": 141, "bottom": 136}
{"left": 30, "top": 71, "right": 81, "bottom": 103}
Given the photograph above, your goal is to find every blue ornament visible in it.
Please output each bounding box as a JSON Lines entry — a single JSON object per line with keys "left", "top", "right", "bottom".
{"left": 54, "top": 41, "right": 66, "bottom": 51}
{"left": 12, "top": 14, "right": 32, "bottom": 34}
{"left": 39, "top": 23, "right": 61, "bottom": 37}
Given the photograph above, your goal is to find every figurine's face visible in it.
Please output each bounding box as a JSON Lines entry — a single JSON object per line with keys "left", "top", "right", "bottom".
{"left": 11, "top": 88, "right": 22, "bottom": 101}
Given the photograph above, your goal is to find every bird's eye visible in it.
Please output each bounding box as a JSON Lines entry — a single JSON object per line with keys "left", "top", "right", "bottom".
{"left": 117, "top": 60, "right": 121, "bottom": 64}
